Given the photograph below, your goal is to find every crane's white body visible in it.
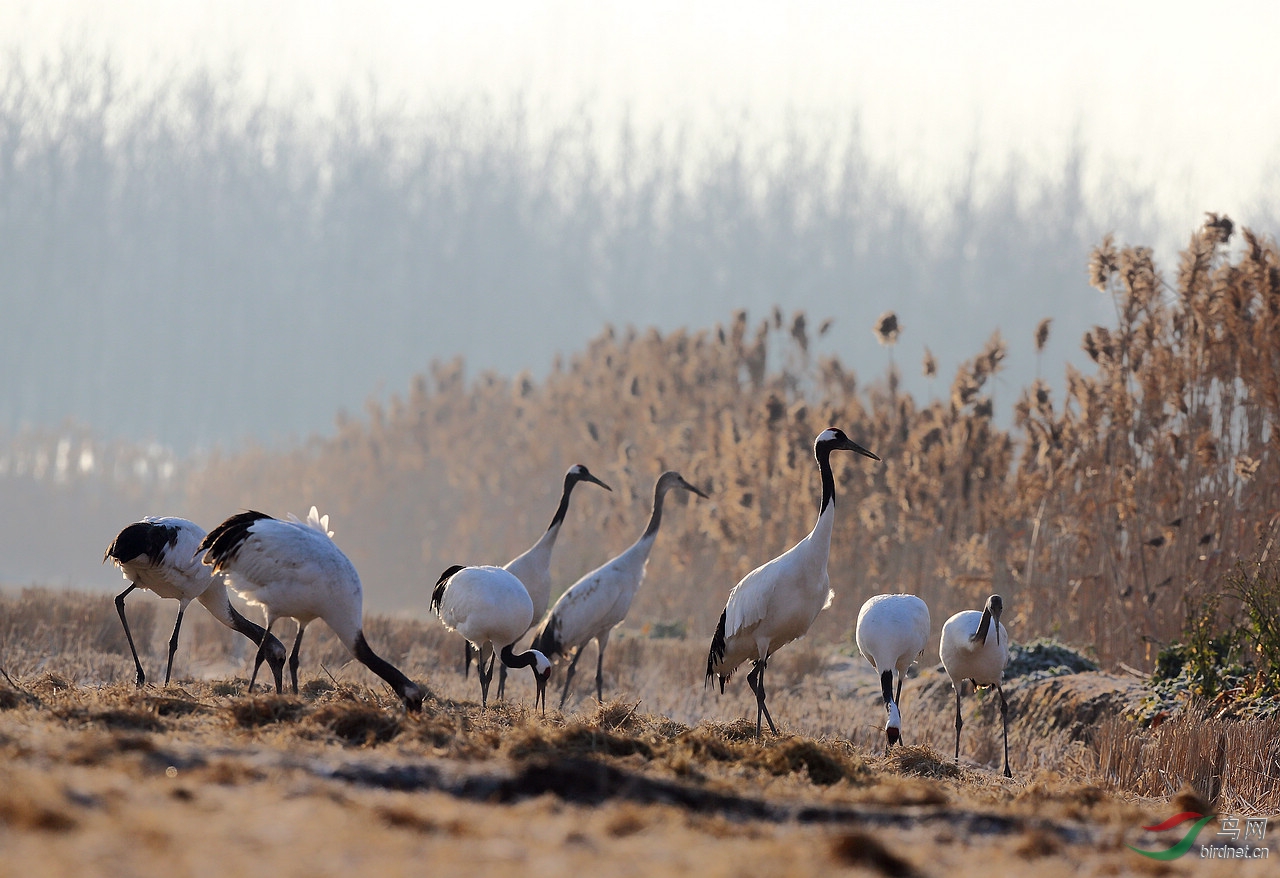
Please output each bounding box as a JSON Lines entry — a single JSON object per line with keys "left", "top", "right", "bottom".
{"left": 533, "top": 470, "right": 707, "bottom": 708}
{"left": 433, "top": 564, "right": 551, "bottom": 708}
{"left": 199, "top": 507, "right": 423, "bottom": 710}
{"left": 939, "top": 610, "right": 1008, "bottom": 688}
{"left": 706, "top": 428, "right": 880, "bottom": 737}
{"left": 215, "top": 510, "right": 363, "bottom": 645}
{"left": 108, "top": 517, "right": 213, "bottom": 604}
{"left": 940, "top": 595, "right": 1012, "bottom": 777}
{"left": 437, "top": 565, "right": 536, "bottom": 657}
{"left": 856, "top": 594, "right": 931, "bottom": 679}
{"left": 104, "top": 517, "right": 286, "bottom": 689}
{"left": 711, "top": 505, "right": 838, "bottom": 678}
{"left": 855, "top": 593, "right": 931, "bottom": 744}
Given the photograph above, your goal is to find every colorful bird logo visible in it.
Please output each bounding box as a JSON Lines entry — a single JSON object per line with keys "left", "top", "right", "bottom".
{"left": 1127, "top": 812, "right": 1217, "bottom": 860}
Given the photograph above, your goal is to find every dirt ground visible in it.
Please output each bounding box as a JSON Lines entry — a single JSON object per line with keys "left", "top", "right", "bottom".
{"left": 1, "top": 659, "right": 1274, "bottom": 878}
{"left": 1, "top": 586, "right": 1275, "bottom": 876}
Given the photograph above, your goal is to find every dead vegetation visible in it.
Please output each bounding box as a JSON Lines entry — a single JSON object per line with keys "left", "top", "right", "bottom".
{"left": 1, "top": 643, "right": 1277, "bottom": 876}
{"left": 8, "top": 218, "right": 1279, "bottom": 680}
{"left": 4, "top": 218, "right": 1280, "bottom": 871}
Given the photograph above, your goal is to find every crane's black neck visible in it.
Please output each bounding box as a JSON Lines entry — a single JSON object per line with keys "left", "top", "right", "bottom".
{"left": 642, "top": 481, "right": 669, "bottom": 539}
{"left": 353, "top": 630, "right": 423, "bottom": 711}
{"left": 227, "top": 603, "right": 269, "bottom": 644}
{"left": 816, "top": 444, "right": 838, "bottom": 516}
{"left": 547, "top": 473, "right": 579, "bottom": 532}
{"left": 500, "top": 643, "right": 538, "bottom": 669}
{"left": 971, "top": 607, "right": 994, "bottom": 646}
{"left": 879, "top": 669, "right": 894, "bottom": 706}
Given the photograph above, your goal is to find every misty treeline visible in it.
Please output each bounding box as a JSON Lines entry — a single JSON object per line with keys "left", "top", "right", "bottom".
{"left": 5, "top": 215, "right": 1280, "bottom": 673}
{"left": 1, "top": 47, "right": 1142, "bottom": 449}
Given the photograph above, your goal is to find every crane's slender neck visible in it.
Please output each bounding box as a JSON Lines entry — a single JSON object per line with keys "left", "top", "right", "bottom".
{"left": 227, "top": 601, "right": 272, "bottom": 646}
{"left": 816, "top": 445, "right": 837, "bottom": 517}
{"left": 352, "top": 630, "right": 422, "bottom": 710}
{"left": 972, "top": 608, "right": 994, "bottom": 645}
{"left": 805, "top": 445, "right": 840, "bottom": 555}
{"left": 500, "top": 643, "right": 541, "bottom": 669}
{"left": 641, "top": 482, "right": 671, "bottom": 540}
{"left": 546, "top": 475, "right": 579, "bottom": 533}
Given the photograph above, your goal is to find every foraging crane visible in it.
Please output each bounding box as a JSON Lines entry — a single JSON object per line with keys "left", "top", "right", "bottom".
{"left": 433, "top": 564, "right": 551, "bottom": 711}
{"left": 854, "top": 593, "right": 931, "bottom": 748}
{"left": 707, "top": 428, "right": 880, "bottom": 737}
{"left": 532, "top": 470, "right": 709, "bottom": 709}
{"left": 462, "top": 464, "right": 611, "bottom": 697}
{"left": 939, "top": 594, "right": 1012, "bottom": 778}
{"left": 198, "top": 507, "right": 424, "bottom": 711}
{"left": 104, "top": 517, "right": 287, "bottom": 691}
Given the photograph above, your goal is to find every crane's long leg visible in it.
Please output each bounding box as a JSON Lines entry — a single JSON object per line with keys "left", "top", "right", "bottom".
{"left": 478, "top": 645, "right": 496, "bottom": 707}
{"left": 114, "top": 583, "right": 146, "bottom": 688}
{"left": 228, "top": 605, "right": 283, "bottom": 694}
{"left": 558, "top": 646, "right": 585, "bottom": 710}
{"left": 952, "top": 687, "right": 964, "bottom": 763}
{"left": 163, "top": 602, "right": 189, "bottom": 686}
{"left": 594, "top": 630, "right": 611, "bottom": 704}
{"left": 746, "top": 659, "right": 779, "bottom": 738}
{"left": 288, "top": 623, "right": 307, "bottom": 694}
{"left": 250, "top": 618, "right": 276, "bottom": 693}
{"left": 463, "top": 639, "right": 474, "bottom": 678}
{"left": 895, "top": 671, "right": 904, "bottom": 710}
{"left": 495, "top": 659, "right": 509, "bottom": 701}
{"left": 998, "top": 684, "right": 1011, "bottom": 779}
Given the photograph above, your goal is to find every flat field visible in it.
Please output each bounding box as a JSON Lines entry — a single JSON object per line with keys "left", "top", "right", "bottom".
{"left": 0, "top": 588, "right": 1276, "bottom": 877}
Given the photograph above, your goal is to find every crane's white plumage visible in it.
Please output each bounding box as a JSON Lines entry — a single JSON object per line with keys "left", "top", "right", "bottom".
{"left": 707, "top": 427, "right": 880, "bottom": 737}
{"left": 532, "top": 470, "right": 708, "bottom": 709}
{"left": 468, "top": 464, "right": 611, "bottom": 696}
{"left": 855, "top": 593, "right": 931, "bottom": 747}
{"left": 104, "top": 517, "right": 287, "bottom": 690}
{"left": 433, "top": 564, "right": 551, "bottom": 710}
{"left": 199, "top": 508, "right": 423, "bottom": 711}
{"left": 940, "top": 594, "right": 1012, "bottom": 777}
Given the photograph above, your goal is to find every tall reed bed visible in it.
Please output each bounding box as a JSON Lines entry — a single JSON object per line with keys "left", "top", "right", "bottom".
{"left": 5, "top": 217, "right": 1279, "bottom": 674}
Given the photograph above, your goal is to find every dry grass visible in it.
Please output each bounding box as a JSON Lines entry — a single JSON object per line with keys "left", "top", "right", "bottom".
{"left": 3, "top": 590, "right": 1279, "bottom": 877}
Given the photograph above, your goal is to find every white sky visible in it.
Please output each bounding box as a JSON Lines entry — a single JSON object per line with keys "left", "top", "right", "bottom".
{"left": 5, "top": 0, "right": 1280, "bottom": 233}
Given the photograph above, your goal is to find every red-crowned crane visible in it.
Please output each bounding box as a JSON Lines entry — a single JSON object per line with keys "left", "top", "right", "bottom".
{"left": 198, "top": 507, "right": 423, "bottom": 711}
{"left": 532, "top": 470, "right": 708, "bottom": 709}
{"left": 433, "top": 564, "right": 551, "bottom": 711}
{"left": 706, "top": 428, "right": 880, "bottom": 737}
{"left": 462, "top": 464, "right": 611, "bottom": 698}
{"left": 104, "top": 517, "right": 287, "bottom": 691}
{"left": 940, "top": 594, "right": 1012, "bottom": 777}
{"left": 854, "top": 593, "right": 930, "bottom": 748}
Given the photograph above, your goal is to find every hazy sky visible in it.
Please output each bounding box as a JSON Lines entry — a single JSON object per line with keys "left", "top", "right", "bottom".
{"left": 6, "top": 0, "right": 1279, "bottom": 238}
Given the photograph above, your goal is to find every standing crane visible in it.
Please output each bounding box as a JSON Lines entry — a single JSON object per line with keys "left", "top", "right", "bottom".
{"left": 105, "top": 517, "right": 287, "bottom": 691}
{"left": 939, "top": 594, "right": 1012, "bottom": 777}
{"left": 462, "top": 464, "right": 610, "bottom": 699}
{"left": 854, "top": 593, "right": 930, "bottom": 748}
{"left": 433, "top": 564, "right": 551, "bottom": 711}
{"left": 707, "top": 428, "right": 880, "bottom": 737}
{"left": 199, "top": 507, "right": 423, "bottom": 711}
{"left": 532, "top": 470, "right": 708, "bottom": 709}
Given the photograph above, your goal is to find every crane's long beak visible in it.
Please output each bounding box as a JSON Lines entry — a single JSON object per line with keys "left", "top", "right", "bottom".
{"left": 681, "top": 478, "right": 710, "bottom": 500}
{"left": 844, "top": 438, "right": 880, "bottom": 461}
{"left": 585, "top": 473, "right": 613, "bottom": 492}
